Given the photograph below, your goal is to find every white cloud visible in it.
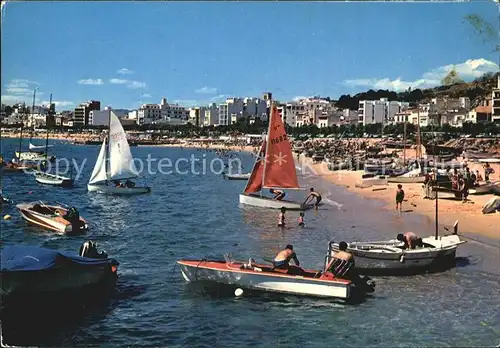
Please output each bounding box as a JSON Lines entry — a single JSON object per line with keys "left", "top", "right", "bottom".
{"left": 78, "top": 78, "right": 104, "bottom": 85}
{"left": 344, "top": 58, "right": 499, "bottom": 92}
{"left": 141, "top": 93, "right": 152, "bottom": 98}
{"left": 109, "top": 78, "right": 146, "bottom": 89}
{"left": 292, "top": 96, "right": 309, "bottom": 102}
{"left": 3, "top": 79, "right": 40, "bottom": 96}
{"left": 1, "top": 95, "right": 25, "bottom": 104}
{"left": 210, "top": 94, "right": 227, "bottom": 102}
{"left": 195, "top": 86, "right": 217, "bottom": 94}
{"left": 117, "top": 68, "right": 134, "bottom": 75}
{"left": 42, "top": 100, "right": 75, "bottom": 108}
{"left": 173, "top": 99, "right": 199, "bottom": 107}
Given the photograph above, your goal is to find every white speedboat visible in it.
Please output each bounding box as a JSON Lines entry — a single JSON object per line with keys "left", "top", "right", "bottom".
{"left": 223, "top": 172, "right": 251, "bottom": 180}
{"left": 330, "top": 222, "right": 465, "bottom": 275}
{"left": 87, "top": 111, "right": 151, "bottom": 195}
{"left": 34, "top": 171, "right": 73, "bottom": 187}
{"left": 239, "top": 101, "right": 311, "bottom": 210}
{"left": 29, "top": 142, "right": 53, "bottom": 151}
{"left": 16, "top": 201, "right": 88, "bottom": 234}
{"left": 177, "top": 253, "right": 375, "bottom": 301}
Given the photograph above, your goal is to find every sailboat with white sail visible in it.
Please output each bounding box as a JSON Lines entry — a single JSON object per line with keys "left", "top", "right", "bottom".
{"left": 87, "top": 111, "right": 150, "bottom": 195}
{"left": 239, "top": 101, "right": 312, "bottom": 210}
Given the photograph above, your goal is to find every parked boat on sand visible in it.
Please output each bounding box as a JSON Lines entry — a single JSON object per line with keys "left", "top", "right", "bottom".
{"left": 17, "top": 201, "right": 88, "bottom": 234}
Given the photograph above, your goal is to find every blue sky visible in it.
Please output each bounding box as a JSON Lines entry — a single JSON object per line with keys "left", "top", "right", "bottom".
{"left": 1, "top": 1, "right": 499, "bottom": 111}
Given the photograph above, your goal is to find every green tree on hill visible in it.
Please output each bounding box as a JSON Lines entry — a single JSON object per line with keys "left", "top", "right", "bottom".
{"left": 441, "top": 66, "right": 465, "bottom": 86}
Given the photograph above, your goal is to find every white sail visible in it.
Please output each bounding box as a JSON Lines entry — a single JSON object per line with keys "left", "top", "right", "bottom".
{"left": 108, "top": 111, "right": 139, "bottom": 180}
{"left": 89, "top": 138, "right": 109, "bottom": 185}
{"left": 29, "top": 142, "right": 53, "bottom": 151}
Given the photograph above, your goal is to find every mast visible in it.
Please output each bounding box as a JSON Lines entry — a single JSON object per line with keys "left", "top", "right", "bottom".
{"left": 18, "top": 102, "right": 26, "bottom": 158}
{"left": 106, "top": 108, "right": 111, "bottom": 178}
{"left": 30, "top": 87, "right": 37, "bottom": 143}
{"left": 45, "top": 93, "right": 52, "bottom": 159}
{"left": 403, "top": 120, "right": 407, "bottom": 165}
{"left": 261, "top": 97, "right": 272, "bottom": 194}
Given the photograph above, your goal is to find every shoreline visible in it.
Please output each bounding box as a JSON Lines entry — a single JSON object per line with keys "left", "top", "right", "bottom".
{"left": 300, "top": 155, "right": 499, "bottom": 240}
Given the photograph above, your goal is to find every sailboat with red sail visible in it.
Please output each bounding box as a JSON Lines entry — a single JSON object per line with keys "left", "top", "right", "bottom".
{"left": 239, "top": 101, "right": 312, "bottom": 210}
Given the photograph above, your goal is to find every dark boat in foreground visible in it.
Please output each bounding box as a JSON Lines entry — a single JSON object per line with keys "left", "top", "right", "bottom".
{"left": 0, "top": 241, "right": 118, "bottom": 312}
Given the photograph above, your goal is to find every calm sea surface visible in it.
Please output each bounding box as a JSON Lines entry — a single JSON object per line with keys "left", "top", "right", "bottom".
{"left": 1, "top": 138, "right": 499, "bottom": 347}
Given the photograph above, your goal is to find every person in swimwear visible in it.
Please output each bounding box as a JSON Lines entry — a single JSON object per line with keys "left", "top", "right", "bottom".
{"left": 322, "top": 241, "right": 354, "bottom": 279}
{"left": 270, "top": 188, "right": 285, "bottom": 200}
{"left": 397, "top": 232, "right": 422, "bottom": 249}
{"left": 298, "top": 212, "right": 305, "bottom": 227}
{"left": 396, "top": 184, "right": 405, "bottom": 213}
{"left": 278, "top": 207, "right": 286, "bottom": 227}
{"left": 304, "top": 188, "right": 322, "bottom": 209}
{"left": 273, "top": 244, "right": 300, "bottom": 273}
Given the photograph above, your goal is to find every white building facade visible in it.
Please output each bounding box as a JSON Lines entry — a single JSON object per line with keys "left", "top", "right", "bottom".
{"left": 358, "top": 98, "right": 410, "bottom": 125}
{"left": 89, "top": 107, "right": 130, "bottom": 126}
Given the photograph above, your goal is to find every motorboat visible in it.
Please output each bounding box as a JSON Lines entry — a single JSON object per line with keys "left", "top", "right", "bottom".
{"left": 0, "top": 241, "right": 118, "bottom": 315}
{"left": 239, "top": 102, "right": 312, "bottom": 210}
{"left": 223, "top": 172, "right": 251, "bottom": 180}
{"left": 329, "top": 221, "right": 466, "bottom": 275}
{"left": 34, "top": 170, "right": 74, "bottom": 187}
{"left": 88, "top": 111, "right": 151, "bottom": 195}
{"left": 14, "top": 151, "right": 55, "bottom": 162}
{"left": 29, "top": 142, "right": 53, "bottom": 151}
{"left": 177, "top": 252, "right": 375, "bottom": 301}
{"left": 482, "top": 197, "right": 500, "bottom": 214}
{"left": 16, "top": 201, "right": 88, "bottom": 234}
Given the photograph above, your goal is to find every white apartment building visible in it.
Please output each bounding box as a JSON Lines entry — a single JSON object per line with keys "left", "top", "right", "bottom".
{"left": 128, "top": 110, "right": 138, "bottom": 121}
{"left": 137, "top": 98, "right": 189, "bottom": 125}
{"left": 492, "top": 76, "right": 500, "bottom": 123}
{"left": 89, "top": 107, "right": 129, "bottom": 126}
{"left": 189, "top": 107, "right": 206, "bottom": 126}
{"left": 277, "top": 103, "right": 306, "bottom": 127}
{"left": 218, "top": 97, "right": 244, "bottom": 125}
{"left": 204, "top": 103, "right": 219, "bottom": 126}
{"left": 358, "top": 98, "right": 410, "bottom": 125}
{"left": 243, "top": 97, "right": 268, "bottom": 120}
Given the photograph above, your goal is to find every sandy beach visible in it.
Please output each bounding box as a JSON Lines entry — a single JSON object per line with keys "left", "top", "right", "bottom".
{"left": 301, "top": 154, "right": 499, "bottom": 239}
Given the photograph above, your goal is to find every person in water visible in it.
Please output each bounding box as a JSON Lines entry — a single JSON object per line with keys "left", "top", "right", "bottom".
{"left": 270, "top": 188, "right": 285, "bottom": 200}
{"left": 278, "top": 207, "right": 286, "bottom": 227}
{"left": 304, "top": 188, "right": 322, "bottom": 208}
{"left": 273, "top": 244, "right": 300, "bottom": 273}
{"left": 298, "top": 212, "right": 305, "bottom": 227}
{"left": 397, "top": 232, "right": 422, "bottom": 249}
{"left": 396, "top": 184, "right": 405, "bottom": 213}
{"left": 323, "top": 241, "right": 354, "bottom": 278}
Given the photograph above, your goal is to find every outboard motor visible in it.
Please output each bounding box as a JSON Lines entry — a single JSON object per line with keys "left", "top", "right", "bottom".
{"left": 79, "top": 240, "right": 108, "bottom": 259}
{"left": 64, "top": 207, "right": 82, "bottom": 233}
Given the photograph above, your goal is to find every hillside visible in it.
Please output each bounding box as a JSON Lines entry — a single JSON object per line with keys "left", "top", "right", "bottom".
{"left": 335, "top": 72, "right": 499, "bottom": 110}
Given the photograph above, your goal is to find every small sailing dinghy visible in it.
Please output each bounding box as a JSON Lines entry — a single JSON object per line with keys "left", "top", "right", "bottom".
{"left": 87, "top": 111, "right": 150, "bottom": 195}
{"left": 239, "top": 103, "right": 310, "bottom": 210}
{"left": 17, "top": 201, "right": 88, "bottom": 234}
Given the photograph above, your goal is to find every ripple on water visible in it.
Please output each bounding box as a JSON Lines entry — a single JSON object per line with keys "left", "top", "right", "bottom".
{"left": 1, "top": 141, "right": 499, "bottom": 347}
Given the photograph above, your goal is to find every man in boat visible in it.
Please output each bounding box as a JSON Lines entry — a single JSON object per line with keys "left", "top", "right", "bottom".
{"left": 273, "top": 244, "right": 301, "bottom": 274}
{"left": 304, "top": 188, "right": 322, "bottom": 208}
{"left": 321, "top": 242, "right": 354, "bottom": 280}
{"left": 397, "top": 232, "right": 423, "bottom": 249}
{"left": 269, "top": 188, "right": 285, "bottom": 200}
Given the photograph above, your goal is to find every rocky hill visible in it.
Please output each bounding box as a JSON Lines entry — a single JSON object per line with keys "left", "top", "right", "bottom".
{"left": 335, "top": 72, "right": 499, "bottom": 110}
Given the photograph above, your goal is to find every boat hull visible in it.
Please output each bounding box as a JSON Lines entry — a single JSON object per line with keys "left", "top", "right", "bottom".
{"left": 223, "top": 173, "right": 251, "bottom": 180}
{"left": 15, "top": 152, "right": 55, "bottom": 162}
{"left": 17, "top": 202, "right": 88, "bottom": 234}
{"left": 388, "top": 175, "right": 425, "bottom": 183}
{"left": 330, "top": 235, "right": 465, "bottom": 275}
{"left": 177, "top": 260, "right": 353, "bottom": 300}
{"left": 34, "top": 171, "right": 73, "bottom": 187}
{"left": 239, "top": 193, "right": 314, "bottom": 210}
{"left": 87, "top": 184, "right": 151, "bottom": 195}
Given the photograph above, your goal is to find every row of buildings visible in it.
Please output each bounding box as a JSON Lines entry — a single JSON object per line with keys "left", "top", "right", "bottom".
{"left": 2, "top": 78, "right": 500, "bottom": 128}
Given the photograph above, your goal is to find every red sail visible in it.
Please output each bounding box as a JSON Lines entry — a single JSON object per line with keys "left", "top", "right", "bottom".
{"left": 263, "top": 106, "right": 300, "bottom": 189}
{"left": 243, "top": 139, "right": 267, "bottom": 194}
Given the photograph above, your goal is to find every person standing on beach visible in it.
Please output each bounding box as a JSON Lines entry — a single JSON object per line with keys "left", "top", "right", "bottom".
{"left": 396, "top": 184, "right": 404, "bottom": 213}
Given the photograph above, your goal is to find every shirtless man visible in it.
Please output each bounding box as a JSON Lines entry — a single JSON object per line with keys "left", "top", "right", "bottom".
{"left": 304, "top": 188, "right": 322, "bottom": 209}
{"left": 273, "top": 244, "right": 300, "bottom": 271}
{"left": 270, "top": 188, "right": 285, "bottom": 201}
{"left": 397, "top": 232, "right": 422, "bottom": 249}
{"left": 324, "top": 242, "right": 354, "bottom": 278}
